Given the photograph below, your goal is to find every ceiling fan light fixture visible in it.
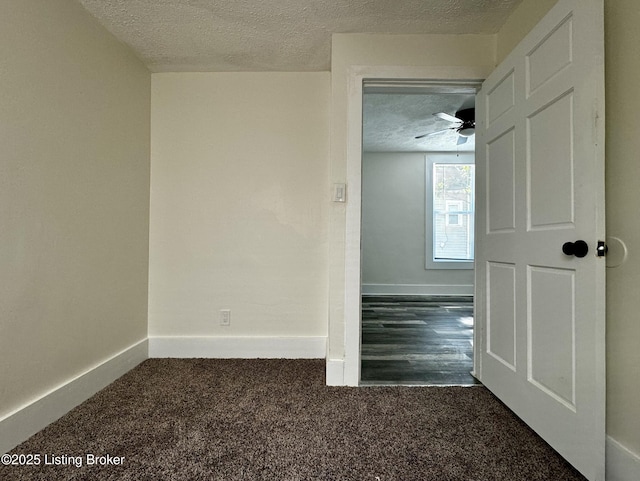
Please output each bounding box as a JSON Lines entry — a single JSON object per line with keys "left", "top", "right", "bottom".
{"left": 458, "top": 126, "right": 475, "bottom": 137}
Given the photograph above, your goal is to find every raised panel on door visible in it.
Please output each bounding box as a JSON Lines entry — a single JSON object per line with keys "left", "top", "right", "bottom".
{"left": 486, "top": 129, "right": 516, "bottom": 234}
{"left": 526, "top": 15, "right": 573, "bottom": 95}
{"left": 527, "top": 266, "right": 576, "bottom": 409}
{"left": 487, "top": 262, "right": 516, "bottom": 370}
{"left": 527, "top": 91, "right": 574, "bottom": 229}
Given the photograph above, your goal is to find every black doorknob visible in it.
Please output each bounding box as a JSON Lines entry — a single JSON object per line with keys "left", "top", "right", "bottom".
{"left": 562, "top": 240, "right": 589, "bottom": 258}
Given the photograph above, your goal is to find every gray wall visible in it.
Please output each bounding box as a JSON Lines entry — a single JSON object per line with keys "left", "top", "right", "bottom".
{"left": 361, "top": 152, "right": 474, "bottom": 295}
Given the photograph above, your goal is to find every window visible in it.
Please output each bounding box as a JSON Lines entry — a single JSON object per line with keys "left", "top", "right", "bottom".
{"left": 426, "top": 155, "right": 475, "bottom": 270}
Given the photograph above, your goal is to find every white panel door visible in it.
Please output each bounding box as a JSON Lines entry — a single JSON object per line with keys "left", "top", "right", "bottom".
{"left": 474, "top": 0, "right": 605, "bottom": 479}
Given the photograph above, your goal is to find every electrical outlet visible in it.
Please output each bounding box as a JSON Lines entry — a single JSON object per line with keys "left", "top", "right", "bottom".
{"left": 220, "top": 309, "right": 231, "bottom": 326}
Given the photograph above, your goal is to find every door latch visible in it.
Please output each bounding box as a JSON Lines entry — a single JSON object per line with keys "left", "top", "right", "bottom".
{"left": 596, "top": 240, "right": 608, "bottom": 257}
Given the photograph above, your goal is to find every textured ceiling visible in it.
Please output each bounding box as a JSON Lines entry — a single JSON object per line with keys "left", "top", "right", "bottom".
{"left": 77, "top": 0, "right": 524, "bottom": 72}
{"left": 76, "top": 0, "right": 522, "bottom": 152}
{"left": 363, "top": 92, "right": 477, "bottom": 152}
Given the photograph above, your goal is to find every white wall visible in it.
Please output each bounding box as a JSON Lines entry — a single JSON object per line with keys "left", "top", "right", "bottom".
{"left": 328, "top": 34, "right": 495, "bottom": 361}
{"left": 0, "top": 0, "right": 150, "bottom": 430}
{"left": 149, "top": 73, "right": 330, "bottom": 350}
{"left": 361, "top": 152, "right": 474, "bottom": 295}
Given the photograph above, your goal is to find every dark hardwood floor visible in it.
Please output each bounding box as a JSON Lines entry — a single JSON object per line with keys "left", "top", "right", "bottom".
{"left": 360, "top": 295, "right": 480, "bottom": 386}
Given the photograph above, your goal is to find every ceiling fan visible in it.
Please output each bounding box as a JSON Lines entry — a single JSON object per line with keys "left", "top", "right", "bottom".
{"left": 415, "top": 107, "right": 475, "bottom": 145}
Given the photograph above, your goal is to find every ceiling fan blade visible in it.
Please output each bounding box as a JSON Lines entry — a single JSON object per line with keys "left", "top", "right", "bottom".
{"left": 415, "top": 128, "right": 453, "bottom": 139}
{"left": 434, "top": 112, "right": 462, "bottom": 123}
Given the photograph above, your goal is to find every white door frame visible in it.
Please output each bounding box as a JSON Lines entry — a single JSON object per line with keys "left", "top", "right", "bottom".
{"left": 343, "top": 65, "right": 491, "bottom": 386}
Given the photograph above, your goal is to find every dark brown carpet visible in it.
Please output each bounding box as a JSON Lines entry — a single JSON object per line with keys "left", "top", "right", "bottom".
{"left": 1, "top": 359, "right": 585, "bottom": 480}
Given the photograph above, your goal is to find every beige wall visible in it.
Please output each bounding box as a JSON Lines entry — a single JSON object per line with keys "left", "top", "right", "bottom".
{"left": 149, "top": 72, "right": 329, "bottom": 338}
{"left": 497, "top": 0, "right": 640, "bottom": 460}
{"left": 328, "top": 34, "right": 495, "bottom": 359}
{"left": 0, "top": 0, "right": 150, "bottom": 419}
{"left": 602, "top": 0, "right": 640, "bottom": 458}
{"left": 495, "top": 0, "right": 560, "bottom": 63}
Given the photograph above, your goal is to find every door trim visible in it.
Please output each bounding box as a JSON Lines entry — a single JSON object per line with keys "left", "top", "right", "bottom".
{"left": 343, "top": 66, "right": 489, "bottom": 386}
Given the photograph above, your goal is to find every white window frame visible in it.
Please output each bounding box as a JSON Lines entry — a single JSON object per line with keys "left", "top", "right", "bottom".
{"left": 425, "top": 153, "right": 475, "bottom": 270}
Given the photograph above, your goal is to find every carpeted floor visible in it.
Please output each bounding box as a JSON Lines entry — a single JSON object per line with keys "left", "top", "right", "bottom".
{"left": 1, "top": 359, "right": 586, "bottom": 480}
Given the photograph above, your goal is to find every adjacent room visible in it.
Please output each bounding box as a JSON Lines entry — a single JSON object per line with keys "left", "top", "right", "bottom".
{"left": 360, "top": 87, "right": 478, "bottom": 385}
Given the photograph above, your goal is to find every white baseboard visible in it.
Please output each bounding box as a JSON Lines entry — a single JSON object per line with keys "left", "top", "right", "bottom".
{"left": 148, "top": 336, "right": 326, "bottom": 359}
{"left": 361, "top": 283, "right": 474, "bottom": 296}
{"left": 607, "top": 436, "right": 640, "bottom": 481}
{"left": 0, "top": 339, "right": 148, "bottom": 454}
{"left": 326, "top": 359, "right": 345, "bottom": 386}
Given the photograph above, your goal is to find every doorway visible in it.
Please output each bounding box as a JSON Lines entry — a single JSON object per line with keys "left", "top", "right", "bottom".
{"left": 359, "top": 83, "right": 481, "bottom": 385}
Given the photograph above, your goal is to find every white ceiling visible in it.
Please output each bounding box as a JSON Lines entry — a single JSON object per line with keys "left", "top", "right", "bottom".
{"left": 76, "top": 0, "right": 523, "bottom": 152}
{"left": 77, "top": 0, "right": 523, "bottom": 72}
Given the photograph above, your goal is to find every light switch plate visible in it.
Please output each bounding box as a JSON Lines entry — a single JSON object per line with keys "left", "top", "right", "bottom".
{"left": 220, "top": 309, "right": 231, "bottom": 326}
